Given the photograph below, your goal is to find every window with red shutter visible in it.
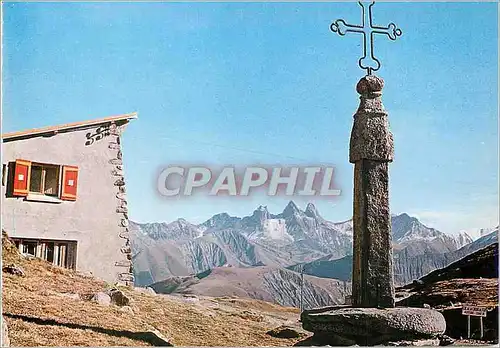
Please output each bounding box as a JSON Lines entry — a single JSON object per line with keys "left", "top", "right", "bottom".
{"left": 13, "top": 159, "right": 31, "bottom": 197}
{"left": 60, "top": 165, "right": 79, "bottom": 201}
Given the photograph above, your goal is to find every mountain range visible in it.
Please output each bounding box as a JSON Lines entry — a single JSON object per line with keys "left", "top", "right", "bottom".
{"left": 129, "top": 202, "right": 495, "bottom": 292}
{"left": 290, "top": 226, "right": 497, "bottom": 284}
{"left": 131, "top": 201, "right": 356, "bottom": 285}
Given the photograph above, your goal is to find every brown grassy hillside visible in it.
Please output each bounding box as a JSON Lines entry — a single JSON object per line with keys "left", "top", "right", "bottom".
{"left": 1, "top": 231, "right": 308, "bottom": 346}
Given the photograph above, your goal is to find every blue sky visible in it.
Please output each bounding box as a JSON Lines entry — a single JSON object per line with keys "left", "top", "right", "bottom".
{"left": 2, "top": 1, "right": 498, "bottom": 238}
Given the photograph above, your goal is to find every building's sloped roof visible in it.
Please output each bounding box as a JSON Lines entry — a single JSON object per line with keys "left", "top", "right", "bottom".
{"left": 2, "top": 112, "right": 138, "bottom": 141}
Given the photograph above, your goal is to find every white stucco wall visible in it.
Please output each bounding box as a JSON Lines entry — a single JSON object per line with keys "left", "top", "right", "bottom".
{"left": 1, "top": 121, "right": 133, "bottom": 283}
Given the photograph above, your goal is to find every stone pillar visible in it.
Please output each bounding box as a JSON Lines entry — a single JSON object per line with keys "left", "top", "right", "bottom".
{"left": 350, "top": 75, "right": 395, "bottom": 308}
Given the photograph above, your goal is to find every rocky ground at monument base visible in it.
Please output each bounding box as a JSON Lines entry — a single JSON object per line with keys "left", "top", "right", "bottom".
{"left": 298, "top": 243, "right": 498, "bottom": 346}
{"left": 1, "top": 231, "right": 309, "bottom": 346}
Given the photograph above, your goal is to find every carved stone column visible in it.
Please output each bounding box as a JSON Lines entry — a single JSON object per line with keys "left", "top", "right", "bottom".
{"left": 350, "top": 75, "right": 395, "bottom": 308}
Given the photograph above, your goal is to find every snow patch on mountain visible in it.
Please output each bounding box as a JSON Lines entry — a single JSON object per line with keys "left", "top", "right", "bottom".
{"left": 260, "top": 218, "right": 294, "bottom": 241}
{"left": 453, "top": 231, "right": 473, "bottom": 249}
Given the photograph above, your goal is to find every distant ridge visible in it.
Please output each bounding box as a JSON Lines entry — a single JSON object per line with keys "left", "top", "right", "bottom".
{"left": 130, "top": 202, "right": 489, "bottom": 289}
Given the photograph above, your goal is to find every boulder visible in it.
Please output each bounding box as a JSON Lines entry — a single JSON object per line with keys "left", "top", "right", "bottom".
{"left": 266, "top": 325, "right": 305, "bottom": 339}
{"left": 437, "top": 334, "right": 455, "bottom": 346}
{"left": 301, "top": 307, "right": 446, "bottom": 346}
{"left": 106, "top": 288, "right": 130, "bottom": 306}
{"left": 91, "top": 292, "right": 111, "bottom": 306}
{"left": 120, "top": 306, "right": 134, "bottom": 315}
{"left": 2, "top": 264, "right": 25, "bottom": 277}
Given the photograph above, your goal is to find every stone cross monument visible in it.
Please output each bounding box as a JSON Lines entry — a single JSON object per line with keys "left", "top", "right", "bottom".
{"left": 350, "top": 75, "right": 395, "bottom": 308}
{"left": 300, "top": 4, "right": 447, "bottom": 345}
{"left": 331, "top": 1, "right": 402, "bottom": 308}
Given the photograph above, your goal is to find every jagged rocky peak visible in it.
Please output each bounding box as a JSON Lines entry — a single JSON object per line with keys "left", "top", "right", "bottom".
{"left": 171, "top": 218, "right": 196, "bottom": 230}
{"left": 131, "top": 218, "right": 202, "bottom": 241}
{"left": 391, "top": 213, "right": 441, "bottom": 242}
{"left": 169, "top": 218, "right": 201, "bottom": 234}
{"left": 305, "top": 203, "right": 322, "bottom": 220}
{"left": 252, "top": 205, "right": 270, "bottom": 221}
{"left": 393, "top": 212, "right": 416, "bottom": 224}
{"left": 256, "top": 205, "right": 269, "bottom": 212}
{"left": 239, "top": 205, "right": 271, "bottom": 231}
{"left": 132, "top": 221, "right": 170, "bottom": 239}
{"left": 282, "top": 200, "right": 302, "bottom": 217}
{"left": 176, "top": 218, "right": 188, "bottom": 225}
{"left": 201, "top": 212, "right": 241, "bottom": 229}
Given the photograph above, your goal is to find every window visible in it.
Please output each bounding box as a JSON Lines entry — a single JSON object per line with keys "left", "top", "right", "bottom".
{"left": 45, "top": 242, "right": 55, "bottom": 263}
{"left": 13, "top": 238, "right": 77, "bottom": 269}
{"left": 30, "top": 165, "right": 43, "bottom": 192}
{"left": 11, "top": 159, "right": 79, "bottom": 201}
{"left": 22, "top": 241, "right": 37, "bottom": 256}
{"left": 29, "top": 164, "right": 60, "bottom": 196}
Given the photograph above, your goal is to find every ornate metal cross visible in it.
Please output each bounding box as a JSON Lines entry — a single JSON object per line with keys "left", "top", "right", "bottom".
{"left": 330, "top": 1, "right": 402, "bottom": 75}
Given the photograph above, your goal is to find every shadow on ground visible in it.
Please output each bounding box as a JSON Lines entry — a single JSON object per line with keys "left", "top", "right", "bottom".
{"left": 3, "top": 313, "right": 172, "bottom": 346}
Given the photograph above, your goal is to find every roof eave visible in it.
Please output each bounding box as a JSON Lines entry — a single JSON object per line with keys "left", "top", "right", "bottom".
{"left": 2, "top": 112, "right": 138, "bottom": 141}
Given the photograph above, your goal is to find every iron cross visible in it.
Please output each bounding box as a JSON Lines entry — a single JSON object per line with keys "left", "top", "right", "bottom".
{"left": 330, "top": 1, "right": 402, "bottom": 75}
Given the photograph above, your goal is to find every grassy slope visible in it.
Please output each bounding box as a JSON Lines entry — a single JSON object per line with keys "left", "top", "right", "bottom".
{"left": 2, "top": 232, "right": 307, "bottom": 346}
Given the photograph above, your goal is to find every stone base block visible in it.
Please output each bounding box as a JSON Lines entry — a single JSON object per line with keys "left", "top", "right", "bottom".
{"left": 301, "top": 307, "right": 446, "bottom": 346}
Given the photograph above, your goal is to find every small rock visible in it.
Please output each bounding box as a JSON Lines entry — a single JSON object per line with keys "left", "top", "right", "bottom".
{"left": 182, "top": 294, "right": 199, "bottom": 303}
{"left": 423, "top": 303, "right": 431, "bottom": 309}
{"left": 415, "top": 338, "right": 440, "bottom": 346}
{"left": 388, "top": 338, "right": 440, "bottom": 346}
{"left": 134, "top": 287, "right": 156, "bottom": 295}
{"left": 184, "top": 297, "right": 199, "bottom": 303}
{"left": 148, "top": 329, "right": 172, "bottom": 346}
{"left": 413, "top": 279, "right": 425, "bottom": 288}
{"left": 92, "top": 292, "right": 111, "bottom": 306}
{"left": 183, "top": 294, "right": 198, "bottom": 298}
{"left": 438, "top": 334, "right": 455, "bottom": 346}
{"left": 266, "top": 325, "right": 305, "bottom": 339}
{"left": 106, "top": 288, "right": 130, "bottom": 306}
{"left": 2, "top": 316, "right": 10, "bottom": 347}
{"left": 2, "top": 264, "right": 25, "bottom": 277}
{"left": 120, "top": 306, "right": 134, "bottom": 315}
{"left": 60, "top": 293, "right": 80, "bottom": 300}
{"left": 77, "top": 271, "right": 94, "bottom": 279}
